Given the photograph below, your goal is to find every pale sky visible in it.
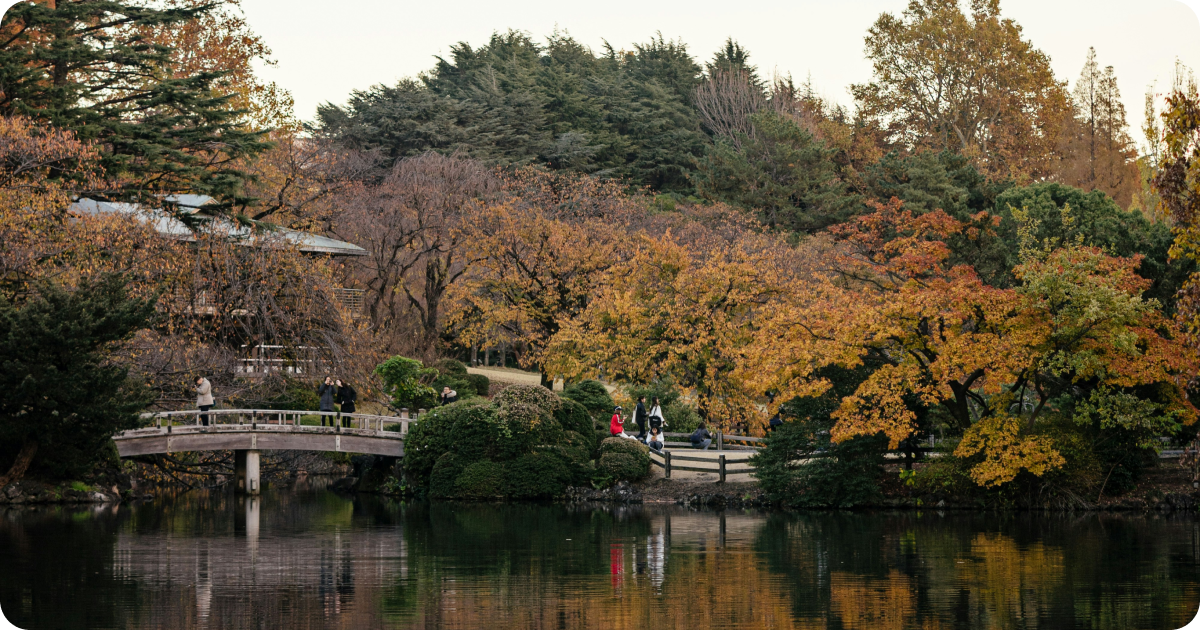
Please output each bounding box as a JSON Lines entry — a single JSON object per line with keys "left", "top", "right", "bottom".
{"left": 239, "top": 0, "right": 1200, "bottom": 152}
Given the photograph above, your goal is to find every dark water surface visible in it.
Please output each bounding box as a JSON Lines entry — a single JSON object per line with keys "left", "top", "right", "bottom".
{"left": 2, "top": 481, "right": 1199, "bottom": 630}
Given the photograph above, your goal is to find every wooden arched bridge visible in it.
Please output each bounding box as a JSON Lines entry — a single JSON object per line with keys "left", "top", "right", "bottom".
{"left": 112, "top": 409, "right": 415, "bottom": 495}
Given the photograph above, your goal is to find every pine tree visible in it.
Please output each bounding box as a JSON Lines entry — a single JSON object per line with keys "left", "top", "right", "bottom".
{"left": 0, "top": 274, "right": 155, "bottom": 486}
{"left": 0, "top": 0, "right": 270, "bottom": 204}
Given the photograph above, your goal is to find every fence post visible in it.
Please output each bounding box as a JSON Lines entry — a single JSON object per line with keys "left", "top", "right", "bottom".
{"left": 665, "top": 451, "right": 672, "bottom": 479}
{"left": 717, "top": 430, "right": 723, "bottom": 451}
{"left": 719, "top": 454, "right": 726, "bottom": 483}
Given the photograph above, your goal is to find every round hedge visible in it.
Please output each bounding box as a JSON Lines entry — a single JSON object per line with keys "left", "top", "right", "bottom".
{"left": 505, "top": 451, "right": 572, "bottom": 498}
{"left": 555, "top": 398, "right": 598, "bottom": 452}
{"left": 600, "top": 437, "right": 650, "bottom": 457}
{"left": 597, "top": 451, "right": 650, "bottom": 482}
{"left": 429, "top": 452, "right": 465, "bottom": 499}
{"left": 455, "top": 460, "right": 506, "bottom": 498}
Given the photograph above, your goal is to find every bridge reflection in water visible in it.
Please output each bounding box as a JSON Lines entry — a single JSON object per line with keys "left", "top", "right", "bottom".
{"left": 3, "top": 487, "right": 1199, "bottom": 630}
{"left": 112, "top": 409, "right": 412, "bottom": 494}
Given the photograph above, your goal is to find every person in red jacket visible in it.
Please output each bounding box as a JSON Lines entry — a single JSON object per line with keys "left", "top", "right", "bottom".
{"left": 610, "top": 406, "right": 633, "bottom": 438}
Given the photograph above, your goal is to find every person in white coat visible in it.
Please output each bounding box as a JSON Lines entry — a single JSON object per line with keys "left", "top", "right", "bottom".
{"left": 648, "top": 397, "right": 667, "bottom": 432}
{"left": 195, "top": 377, "right": 214, "bottom": 426}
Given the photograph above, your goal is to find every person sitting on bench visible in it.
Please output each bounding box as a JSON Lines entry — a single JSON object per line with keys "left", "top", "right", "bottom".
{"left": 690, "top": 423, "right": 713, "bottom": 450}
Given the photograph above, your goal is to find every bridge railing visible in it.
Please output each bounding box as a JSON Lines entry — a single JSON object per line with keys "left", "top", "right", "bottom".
{"left": 137, "top": 409, "right": 414, "bottom": 435}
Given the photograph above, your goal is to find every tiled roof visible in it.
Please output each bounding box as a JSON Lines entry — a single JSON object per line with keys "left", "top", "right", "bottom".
{"left": 70, "top": 197, "right": 367, "bottom": 257}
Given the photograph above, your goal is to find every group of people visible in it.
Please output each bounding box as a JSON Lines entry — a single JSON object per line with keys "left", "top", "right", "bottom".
{"left": 317, "top": 377, "right": 357, "bottom": 426}
{"left": 190, "top": 375, "right": 357, "bottom": 427}
{"left": 607, "top": 396, "right": 716, "bottom": 451}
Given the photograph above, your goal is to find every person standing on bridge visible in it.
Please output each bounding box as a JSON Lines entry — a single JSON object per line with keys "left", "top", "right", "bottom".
{"left": 318, "top": 377, "right": 337, "bottom": 427}
{"left": 195, "top": 376, "right": 214, "bottom": 426}
{"left": 335, "top": 379, "right": 356, "bottom": 427}
{"left": 648, "top": 397, "right": 666, "bottom": 432}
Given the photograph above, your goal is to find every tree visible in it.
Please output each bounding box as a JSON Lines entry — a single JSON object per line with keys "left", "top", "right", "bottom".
{"left": 316, "top": 30, "right": 708, "bottom": 193}
{"left": 544, "top": 230, "right": 802, "bottom": 427}
{"left": 0, "top": 0, "right": 270, "bottom": 203}
{"left": 1151, "top": 79, "right": 1200, "bottom": 347}
{"left": 374, "top": 355, "right": 438, "bottom": 411}
{"left": 335, "top": 153, "right": 498, "bottom": 356}
{"left": 851, "top": 0, "right": 1070, "bottom": 181}
{"left": 693, "top": 111, "right": 856, "bottom": 231}
{"left": 446, "top": 201, "right": 622, "bottom": 370}
{"left": 0, "top": 275, "right": 155, "bottom": 486}
{"left": 1056, "top": 47, "right": 1139, "bottom": 207}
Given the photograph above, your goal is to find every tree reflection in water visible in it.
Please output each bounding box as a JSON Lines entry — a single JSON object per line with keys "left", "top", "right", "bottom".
{"left": 1, "top": 485, "right": 1197, "bottom": 630}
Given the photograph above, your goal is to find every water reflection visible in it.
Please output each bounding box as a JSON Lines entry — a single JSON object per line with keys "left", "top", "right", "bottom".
{"left": 1, "top": 485, "right": 1197, "bottom": 630}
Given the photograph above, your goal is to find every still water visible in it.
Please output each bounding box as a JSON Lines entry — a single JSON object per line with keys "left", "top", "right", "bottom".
{"left": 1, "top": 480, "right": 1198, "bottom": 630}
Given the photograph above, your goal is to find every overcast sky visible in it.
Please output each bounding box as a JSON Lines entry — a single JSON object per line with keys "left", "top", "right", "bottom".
{"left": 239, "top": 0, "right": 1200, "bottom": 152}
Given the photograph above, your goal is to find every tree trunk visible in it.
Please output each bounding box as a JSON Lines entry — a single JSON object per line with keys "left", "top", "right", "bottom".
{"left": 0, "top": 439, "right": 38, "bottom": 489}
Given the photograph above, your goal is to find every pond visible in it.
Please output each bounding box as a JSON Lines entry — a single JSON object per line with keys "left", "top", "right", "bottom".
{"left": 1, "top": 480, "right": 1198, "bottom": 629}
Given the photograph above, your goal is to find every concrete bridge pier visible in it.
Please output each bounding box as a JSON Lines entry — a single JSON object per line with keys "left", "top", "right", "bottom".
{"left": 234, "top": 450, "right": 261, "bottom": 495}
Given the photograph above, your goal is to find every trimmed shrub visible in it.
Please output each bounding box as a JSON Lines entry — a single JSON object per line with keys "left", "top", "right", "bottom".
{"left": 429, "top": 452, "right": 466, "bottom": 499}
{"left": 600, "top": 436, "right": 649, "bottom": 457}
{"left": 555, "top": 399, "right": 598, "bottom": 452}
{"left": 405, "top": 398, "right": 496, "bottom": 488}
{"left": 434, "top": 358, "right": 469, "bottom": 377}
{"left": 597, "top": 451, "right": 650, "bottom": 481}
{"left": 455, "top": 460, "right": 506, "bottom": 498}
{"left": 465, "top": 373, "right": 490, "bottom": 396}
{"left": 506, "top": 451, "right": 572, "bottom": 498}
{"left": 495, "top": 384, "right": 561, "bottom": 415}
{"left": 562, "top": 380, "right": 614, "bottom": 418}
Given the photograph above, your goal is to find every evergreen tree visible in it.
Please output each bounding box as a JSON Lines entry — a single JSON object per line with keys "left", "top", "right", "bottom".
{"left": 693, "top": 111, "right": 855, "bottom": 231}
{"left": 0, "top": 275, "right": 155, "bottom": 486}
{"left": 316, "top": 30, "right": 707, "bottom": 193}
{"left": 0, "top": 0, "right": 270, "bottom": 204}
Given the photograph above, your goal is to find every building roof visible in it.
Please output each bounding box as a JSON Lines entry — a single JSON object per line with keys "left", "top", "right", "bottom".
{"left": 70, "top": 196, "right": 367, "bottom": 257}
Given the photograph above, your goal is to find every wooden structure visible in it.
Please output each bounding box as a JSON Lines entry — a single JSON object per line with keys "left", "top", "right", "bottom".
{"left": 112, "top": 409, "right": 414, "bottom": 495}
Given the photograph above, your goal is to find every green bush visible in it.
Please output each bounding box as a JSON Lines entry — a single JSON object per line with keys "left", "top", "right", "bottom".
{"left": 405, "top": 399, "right": 495, "bottom": 489}
{"left": 495, "top": 384, "right": 561, "bottom": 414}
{"left": 600, "top": 436, "right": 649, "bottom": 457}
{"left": 433, "top": 358, "right": 469, "bottom": 377}
{"left": 429, "top": 452, "right": 466, "bottom": 499}
{"left": 562, "top": 380, "right": 614, "bottom": 418}
{"left": 465, "top": 373, "right": 490, "bottom": 396}
{"left": 455, "top": 460, "right": 506, "bottom": 498}
{"left": 506, "top": 451, "right": 573, "bottom": 498}
{"left": 375, "top": 355, "right": 438, "bottom": 410}
{"left": 555, "top": 398, "right": 598, "bottom": 452}
{"left": 597, "top": 451, "right": 650, "bottom": 481}
{"left": 662, "top": 400, "right": 701, "bottom": 433}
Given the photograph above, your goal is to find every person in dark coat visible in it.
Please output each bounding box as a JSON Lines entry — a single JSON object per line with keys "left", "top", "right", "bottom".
{"left": 633, "top": 396, "right": 648, "bottom": 441}
{"left": 318, "top": 377, "right": 337, "bottom": 427}
{"left": 690, "top": 423, "right": 713, "bottom": 450}
{"left": 335, "top": 379, "right": 356, "bottom": 427}
{"left": 440, "top": 386, "right": 458, "bottom": 406}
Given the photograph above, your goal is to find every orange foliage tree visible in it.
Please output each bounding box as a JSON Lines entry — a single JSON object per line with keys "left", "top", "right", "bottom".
{"left": 747, "top": 198, "right": 1197, "bottom": 486}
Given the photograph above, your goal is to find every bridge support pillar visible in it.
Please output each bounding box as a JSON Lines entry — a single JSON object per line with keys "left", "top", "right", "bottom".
{"left": 234, "top": 450, "right": 261, "bottom": 495}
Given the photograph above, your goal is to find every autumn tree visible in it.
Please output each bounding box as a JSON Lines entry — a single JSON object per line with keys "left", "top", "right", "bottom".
{"left": 752, "top": 199, "right": 1197, "bottom": 487}
{"left": 1056, "top": 47, "right": 1139, "bottom": 207}
{"left": 544, "top": 229, "right": 803, "bottom": 428}
{"left": 446, "top": 203, "right": 623, "bottom": 371}
{"left": 334, "top": 153, "right": 498, "bottom": 356}
{"left": 851, "top": 0, "right": 1070, "bottom": 181}
{"left": 1152, "top": 77, "right": 1200, "bottom": 347}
